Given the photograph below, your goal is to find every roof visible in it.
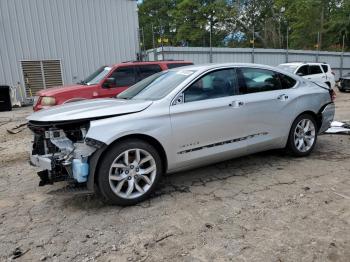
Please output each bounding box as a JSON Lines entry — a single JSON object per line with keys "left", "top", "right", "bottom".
{"left": 112, "top": 60, "right": 193, "bottom": 67}
{"left": 169, "top": 63, "right": 282, "bottom": 72}
{"left": 279, "top": 62, "right": 329, "bottom": 66}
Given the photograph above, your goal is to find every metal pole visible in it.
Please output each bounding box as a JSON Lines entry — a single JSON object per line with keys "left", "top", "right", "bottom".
{"left": 160, "top": 24, "right": 164, "bottom": 60}
{"left": 286, "top": 26, "right": 289, "bottom": 63}
{"left": 316, "top": 31, "right": 320, "bottom": 62}
{"left": 137, "top": 28, "right": 142, "bottom": 61}
{"left": 142, "top": 27, "right": 145, "bottom": 53}
{"left": 209, "top": 20, "right": 213, "bottom": 63}
{"left": 252, "top": 24, "right": 255, "bottom": 63}
{"left": 151, "top": 24, "right": 157, "bottom": 61}
{"left": 340, "top": 34, "right": 345, "bottom": 77}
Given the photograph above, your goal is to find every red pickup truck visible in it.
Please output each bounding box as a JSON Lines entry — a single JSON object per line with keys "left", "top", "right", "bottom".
{"left": 33, "top": 60, "right": 193, "bottom": 111}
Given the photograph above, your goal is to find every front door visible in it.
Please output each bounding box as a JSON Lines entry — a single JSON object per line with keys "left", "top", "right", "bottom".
{"left": 236, "top": 67, "right": 299, "bottom": 152}
{"left": 169, "top": 68, "right": 248, "bottom": 169}
{"left": 99, "top": 66, "right": 138, "bottom": 98}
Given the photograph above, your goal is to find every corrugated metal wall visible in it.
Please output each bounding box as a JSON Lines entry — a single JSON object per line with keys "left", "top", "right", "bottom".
{"left": 147, "top": 47, "right": 350, "bottom": 79}
{"left": 0, "top": 0, "right": 139, "bottom": 95}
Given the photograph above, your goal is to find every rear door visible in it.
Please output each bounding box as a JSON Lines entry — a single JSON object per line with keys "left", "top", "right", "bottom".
{"left": 169, "top": 68, "right": 248, "bottom": 167}
{"left": 305, "top": 65, "right": 326, "bottom": 84}
{"left": 235, "top": 67, "right": 299, "bottom": 153}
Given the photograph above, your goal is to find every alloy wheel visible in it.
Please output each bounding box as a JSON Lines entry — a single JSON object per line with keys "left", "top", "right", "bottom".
{"left": 293, "top": 119, "right": 316, "bottom": 153}
{"left": 108, "top": 148, "right": 157, "bottom": 199}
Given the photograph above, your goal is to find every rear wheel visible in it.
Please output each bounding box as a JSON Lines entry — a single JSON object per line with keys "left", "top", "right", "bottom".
{"left": 286, "top": 114, "right": 317, "bottom": 156}
{"left": 97, "top": 139, "right": 162, "bottom": 206}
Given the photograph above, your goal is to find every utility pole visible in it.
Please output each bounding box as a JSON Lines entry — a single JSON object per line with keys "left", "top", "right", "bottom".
{"left": 151, "top": 24, "right": 155, "bottom": 49}
{"left": 151, "top": 24, "right": 157, "bottom": 61}
{"left": 160, "top": 23, "right": 164, "bottom": 61}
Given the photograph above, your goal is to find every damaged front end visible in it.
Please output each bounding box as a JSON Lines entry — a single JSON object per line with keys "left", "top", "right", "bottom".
{"left": 28, "top": 120, "right": 102, "bottom": 187}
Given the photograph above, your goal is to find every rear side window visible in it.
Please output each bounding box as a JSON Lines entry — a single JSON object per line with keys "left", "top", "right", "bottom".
{"left": 296, "top": 65, "right": 309, "bottom": 76}
{"left": 279, "top": 73, "right": 297, "bottom": 88}
{"left": 167, "top": 63, "right": 193, "bottom": 69}
{"left": 238, "top": 68, "right": 282, "bottom": 94}
{"left": 321, "top": 64, "right": 329, "bottom": 73}
{"left": 309, "top": 65, "right": 322, "bottom": 75}
{"left": 137, "top": 65, "right": 162, "bottom": 80}
{"left": 112, "top": 67, "right": 137, "bottom": 87}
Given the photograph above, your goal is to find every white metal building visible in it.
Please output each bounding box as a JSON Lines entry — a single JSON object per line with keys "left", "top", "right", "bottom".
{"left": 0, "top": 0, "right": 139, "bottom": 97}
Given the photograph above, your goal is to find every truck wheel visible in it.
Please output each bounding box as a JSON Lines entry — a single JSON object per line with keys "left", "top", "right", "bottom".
{"left": 286, "top": 114, "right": 317, "bottom": 157}
{"left": 97, "top": 139, "right": 162, "bottom": 206}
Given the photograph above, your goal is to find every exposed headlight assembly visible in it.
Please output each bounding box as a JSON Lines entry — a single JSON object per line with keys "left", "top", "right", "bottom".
{"left": 41, "top": 96, "right": 56, "bottom": 106}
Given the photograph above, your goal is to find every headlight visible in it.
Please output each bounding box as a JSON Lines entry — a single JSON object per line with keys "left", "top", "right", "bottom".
{"left": 41, "top": 96, "right": 56, "bottom": 106}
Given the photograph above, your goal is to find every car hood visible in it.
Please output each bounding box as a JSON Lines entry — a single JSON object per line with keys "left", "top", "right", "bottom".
{"left": 27, "top": 99, "right": 153, "bottom": 122}
{"left": 36, "top": 84, "right": 95, "bottom": 96}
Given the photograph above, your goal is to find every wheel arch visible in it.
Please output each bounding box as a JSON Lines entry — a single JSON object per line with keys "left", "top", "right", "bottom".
{"left": 87, "top": 133, "right": 168, "bottom": 191}
{"left": 296, "top": 110, "right": 321, "bottom": 131}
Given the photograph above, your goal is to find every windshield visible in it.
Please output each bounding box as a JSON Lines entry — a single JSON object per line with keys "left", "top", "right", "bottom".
{"left": 80, "top": 66, "right": 111, "bottom": 85}
{"left": 117, "top": 70, "right": 195, "bottom": 100}
{"left": 277, "top": 65, "right": 298, "bottom": 74}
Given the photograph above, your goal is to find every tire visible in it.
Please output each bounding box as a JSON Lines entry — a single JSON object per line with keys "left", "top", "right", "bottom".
{"left": 338, "top": 88, "right": 344, "bottom": 93}
{"left": 97, "top": 139, "right": 163, "bottom": 206}
{"left": 286, "top": 114, "right": 318, "bottom": 157}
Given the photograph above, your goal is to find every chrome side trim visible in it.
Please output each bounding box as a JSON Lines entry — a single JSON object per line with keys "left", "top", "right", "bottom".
{"left": 177, "top": 132, "right": 268, "bottom": 155}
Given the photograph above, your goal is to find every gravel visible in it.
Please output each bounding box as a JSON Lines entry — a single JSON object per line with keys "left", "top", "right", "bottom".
{"left": 0, "top": 90, "right": 349, "bottom": 261}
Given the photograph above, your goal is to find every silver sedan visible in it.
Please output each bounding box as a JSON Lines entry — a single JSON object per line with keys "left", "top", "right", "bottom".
{"left": 27, "top": 63, "right": 335, "bottom": 205}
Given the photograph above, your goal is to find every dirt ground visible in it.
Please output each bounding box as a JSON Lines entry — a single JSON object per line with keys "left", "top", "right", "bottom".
{"left": 0, "top": 90, "right": 349, "bottom": 262}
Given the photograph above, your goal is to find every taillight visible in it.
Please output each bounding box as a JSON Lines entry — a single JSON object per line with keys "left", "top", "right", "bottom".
{"left": 329, "top": 89, "right": 336, "bottom": 102}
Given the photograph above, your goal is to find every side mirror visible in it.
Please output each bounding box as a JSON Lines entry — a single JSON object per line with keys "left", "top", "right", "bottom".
{"left": 297, "top": 72, "right": 304, "bottom": 77}
{"left": 172, "top": 93, "right": 184, "bottom": 105}
{"left": 103, "top": 77, "right": 116, "bottom": 88}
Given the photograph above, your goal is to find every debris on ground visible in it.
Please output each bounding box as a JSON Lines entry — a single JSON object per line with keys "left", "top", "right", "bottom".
{"left": 325, "top": 121, "right": 350, "bottom": 134}
{"left": 6, "top": 122, "right": 27, "bottom": 134}
{"left": 11, "top": 247, "right": 29, "bottom": 259}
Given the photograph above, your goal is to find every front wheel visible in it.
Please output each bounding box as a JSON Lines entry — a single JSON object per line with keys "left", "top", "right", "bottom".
{"left": 286, "top": 114, "right": 317, "bottom": 157}
{"left": 97, "top": 139, "right": 162, "bottom": 206}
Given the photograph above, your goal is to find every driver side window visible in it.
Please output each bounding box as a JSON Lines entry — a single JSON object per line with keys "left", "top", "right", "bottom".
{"left": 110, "top": 67, "right": 137, "bottom": 87}
{"left": 184, "top": 69, "right": 237, "bottom": 103}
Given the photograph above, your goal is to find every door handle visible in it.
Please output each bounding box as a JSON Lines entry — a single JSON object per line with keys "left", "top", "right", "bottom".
{"left": 229, "top": 101, "right": 244, "bottom": 108}
{"left": 277, "top": 94, "right": 289, "bottom": 101}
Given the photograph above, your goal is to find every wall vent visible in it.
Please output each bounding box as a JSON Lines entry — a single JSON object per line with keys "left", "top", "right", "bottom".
{"left": 21, "top": 60, "right": 63, "bottom": 96}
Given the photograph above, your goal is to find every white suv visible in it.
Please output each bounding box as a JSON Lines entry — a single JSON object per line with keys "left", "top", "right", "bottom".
{"left": 278, "top": 62, "right": 336, "bottom": 88}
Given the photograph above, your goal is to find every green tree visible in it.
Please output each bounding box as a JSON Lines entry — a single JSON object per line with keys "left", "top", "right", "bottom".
{"left": 138, "top": 0, "right": 179, "bottom": 49}
{"left": 171, "top": 0, "right": 236, "bottom": 47}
